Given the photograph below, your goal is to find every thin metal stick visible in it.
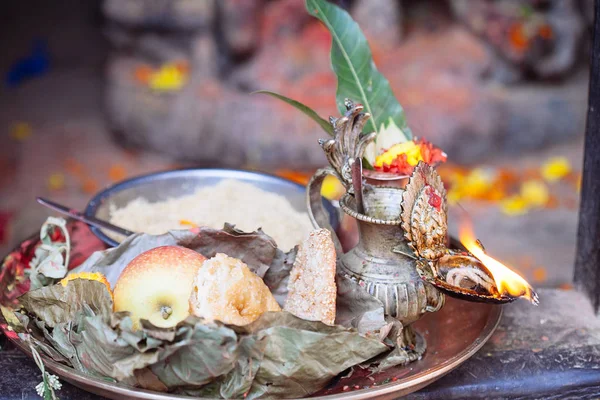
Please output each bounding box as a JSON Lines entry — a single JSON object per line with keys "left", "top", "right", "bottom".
{"left": 352, "top": 157, "right": 365, "bottom": 214}
{"left": 36, "top": 197, "right": 135, "bottom": 237}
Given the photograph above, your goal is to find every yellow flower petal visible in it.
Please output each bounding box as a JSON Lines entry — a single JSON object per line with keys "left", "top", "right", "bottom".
{"left": 10, "top": 122, "right": 32, "bottom": 141}
{"left": 541, "top": 157, "right": 571, "bottom": 182}
{"left": 60, "top": 272, "right": 113, "bottom": 300}
{"left": 374, "top": 141, "right": 420, "bottom": 167}
{"left": 520, "top": 180, "right": 549, "bottom": 207}
{"left": 463, "top": 168, "right": 495, "bottom": 198}
{"left": 321, "top": 174, "right": 345, "bottom": 200}
{"left": 500, "top": 195, "right": 530, "bottom": 216}
{"left": 179, "top": 219, "right": 199, "bottom": 228}
{"left": 149, "top": 64, "right": 187, "bottom": 91}
{"left": 47, "top": 173, "right": 66, "bottom": 191}
{"left": 447, "top": 188, "right": 464, "bottom": 205}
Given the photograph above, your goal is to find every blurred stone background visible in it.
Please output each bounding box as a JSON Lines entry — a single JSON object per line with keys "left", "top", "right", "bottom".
{"left": 0, "top": 0, "right": 591, "bottom": 289}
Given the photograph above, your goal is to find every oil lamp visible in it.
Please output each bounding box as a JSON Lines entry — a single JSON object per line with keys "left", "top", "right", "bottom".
{"left": 307, "top": 99, "right": 538, "bottom": 364}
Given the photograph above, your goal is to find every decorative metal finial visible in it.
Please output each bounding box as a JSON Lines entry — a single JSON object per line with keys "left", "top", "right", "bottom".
{"left": 318, "top": 99, "right": 376, "bottom": 191}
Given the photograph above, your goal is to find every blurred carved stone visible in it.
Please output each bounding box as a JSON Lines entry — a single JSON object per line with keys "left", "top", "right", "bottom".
{"left": 220, "top": 0, "right": 266, "bottom": 58}
{"left": 533, "top": 0, "right": 584, "bottom": 78}
{"left": 451, "top": 0, "right": 585, "bottom": 81}
{"left": 102, "top": 27, "right": 200, "bottom": 64}
{"left": 105, "top": 53, "right": 326, "bottom": 168}
{"left": 100, "top": 0, "right": 590, "bottom": 168}
{"left": 352, "top": 0, "right": 403, "bottom": 48}
{"left": 135, "top": 35, "right": 190, "bottom": 62}
{"left": 103, "top": 0, "right": 215, "bottom": 30}
{"left": 191, "top": 35, "right": 219, "bottom": 79}
{"left": 260, "top": 0, "right": 313, "bottom": 41}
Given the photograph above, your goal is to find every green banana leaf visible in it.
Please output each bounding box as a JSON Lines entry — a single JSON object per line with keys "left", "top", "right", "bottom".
{"left": 252, "top": 90, "right": 334, "bottom": 136}
{"left": 305, "top": 0, "right": 412, "bottom": 140}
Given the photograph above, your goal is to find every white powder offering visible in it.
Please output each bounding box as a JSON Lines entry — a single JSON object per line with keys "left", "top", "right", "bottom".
{"left": 108, "top": 179, "right": 314, "bottom": 251}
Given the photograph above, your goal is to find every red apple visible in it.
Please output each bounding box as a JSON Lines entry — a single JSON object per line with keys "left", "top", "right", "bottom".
{"left": 113, "top": 246, "right": 206, "bottom": 330}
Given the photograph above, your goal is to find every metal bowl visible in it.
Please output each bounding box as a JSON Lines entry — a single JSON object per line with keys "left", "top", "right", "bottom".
{"left": 84, "top": 168, "right": 340, "bottom": 247}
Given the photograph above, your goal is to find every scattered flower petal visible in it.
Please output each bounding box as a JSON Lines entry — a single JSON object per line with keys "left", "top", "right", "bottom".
{"left": 500, "top": 195, "right": 530, "bottom": 216}
{"left": 532, "top": 267, "right": 547, "bottom": 282}
{"left": 108, "top": 164, "right": 127, "bottom": 182}
{"left": 63, "top": 158, "right": 85, "bottom": 178}
{"left": 179, "top": 219, "right": 199, "bottom": 228}
{"left": 558, "top": 283, "right": 574, "bottom": 291}
{"left": 9, "top": 121, "right": 32, "bottom": 141}
{"left": 520, "top": 180, "right": 549, "bottom": 207}
{"left": 81, "top": 178, "right": 99, "bottom": 194}
{"left": 541, "top": 157, "right": 571, "bottom": 182}
{"left": 321, "top": 174, "right": 345, "bottom": 200}
{"left": 274, "top": 169, "right": 311, "bottom": 185}
{"left": 133, "top": 64, "right": 153, "bottom": 84}
{"left": 47, "top": 173, "right": 65, "bottom": 191}
{"left": 149, "top": 62, "right": 189, "bottom": 91}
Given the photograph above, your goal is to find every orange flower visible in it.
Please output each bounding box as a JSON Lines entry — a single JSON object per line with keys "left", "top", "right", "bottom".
{"left": 179, "top": 219, "right": 199, "bottom": 228}
{"left": 538, "top": 24, "right": 553, "bottom": 40}
{"left": 81, "top": 178, "right": 99, "bottom": 194}
{"left": 108, "top": 164, "right": 127, "bottom": 182}
{"left": 134, "top": 65, "right": 153, "bottom": 84}
{"left": 9, "top": 122, "right": 32, "bottom": 141}
{"left": 374, "top": 139, "right": 446, "bottom": 175}
{"left": 60, "top": 272, "right": 113, "bottom": 299}
{"left": 509, "top": 22, "right": 529, "bottom": 52}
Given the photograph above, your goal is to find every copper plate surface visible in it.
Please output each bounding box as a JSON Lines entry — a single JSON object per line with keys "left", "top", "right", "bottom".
{"left": 0, "top": 222, "right": 501, "bottom": 400}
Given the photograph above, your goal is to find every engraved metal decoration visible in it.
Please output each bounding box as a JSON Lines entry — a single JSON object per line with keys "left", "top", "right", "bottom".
{"left": 307, "top": 101, "right": 444, "bottom": 365}
{"left": 398, "top": 162, "right": 539, "bottom": 305}
{"left": 400, "top": 161, "right": 448, "bottom": 261}
{"left": 319, "top": 99, "right": 376, "bottom": 192}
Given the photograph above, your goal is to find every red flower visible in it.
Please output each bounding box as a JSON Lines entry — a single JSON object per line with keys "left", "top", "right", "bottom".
{"left": 375, "top": 138, "right": 447, "bottom": 175}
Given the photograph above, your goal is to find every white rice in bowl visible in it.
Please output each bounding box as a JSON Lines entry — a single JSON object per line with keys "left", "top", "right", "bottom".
{"left": 108, "top": 179, "right": 314, "bottom": 251}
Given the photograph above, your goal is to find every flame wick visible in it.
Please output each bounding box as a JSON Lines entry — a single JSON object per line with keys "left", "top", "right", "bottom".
{"left": 458, "top": 219, "right": 539, "bottom": 305}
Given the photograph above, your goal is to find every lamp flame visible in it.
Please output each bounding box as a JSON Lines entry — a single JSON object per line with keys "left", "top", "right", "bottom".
{"left": 458, "top": 220, "right": 539, "bottom": 305}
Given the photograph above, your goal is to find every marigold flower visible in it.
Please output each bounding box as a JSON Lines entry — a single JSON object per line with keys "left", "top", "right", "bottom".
{"left": 179, "top": 219, "right": 199, "bottom": 228}
{"left": 375, "top": 141, "right": 422, "bottom": 168}
{"left": 541, "top": 157, "right": 571, "bottom": 182}
{"left": 60, "top": 272, "right": 112, "bottom": 299}
{"left": 321, "top": 174, "right": 345, "bottom": 200}
{"left": 500, "top": 195, "right": 530, "bottom": 216}
{"left": 520, "top": 180, "right": 549, "bottom": 207}
{"left": 374, "top": 139, "right": 446, "bottom": 175}
{"left": 10, "top": 122, "right": 32, "bottom": 141}
{"left": 149, "top": 63, "right": 188, "bottom": 91}
{"left": 47, "top": 173, "right": 65, "bottom": 191}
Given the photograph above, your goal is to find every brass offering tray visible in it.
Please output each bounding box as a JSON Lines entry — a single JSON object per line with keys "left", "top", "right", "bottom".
{"left": 0, "top": 220, "right": 500, "bottom": 400}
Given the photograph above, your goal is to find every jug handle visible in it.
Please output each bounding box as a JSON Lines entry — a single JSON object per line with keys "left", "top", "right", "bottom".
{"left": 306, "top": 167, "right": 344, "bottom": 255}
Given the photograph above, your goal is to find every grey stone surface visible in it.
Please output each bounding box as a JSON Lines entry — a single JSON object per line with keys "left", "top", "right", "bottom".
{"left": 102, "top": 0, "right": 215, "bottom": 30}
{"left": 352, "top": 0, "right": 403, "bottom": 47}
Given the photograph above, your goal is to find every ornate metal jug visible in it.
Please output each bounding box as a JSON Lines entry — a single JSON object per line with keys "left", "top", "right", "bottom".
{"left": 306, "top": 101, "right": 444, "bottom": 358}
